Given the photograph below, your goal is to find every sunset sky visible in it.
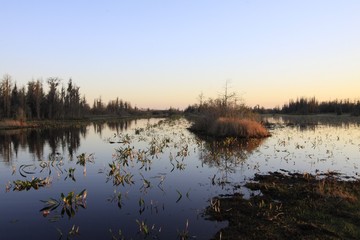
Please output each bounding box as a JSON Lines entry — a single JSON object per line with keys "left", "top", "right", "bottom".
{"left": 1, "top": 1, "right": 359, "bottom": 109}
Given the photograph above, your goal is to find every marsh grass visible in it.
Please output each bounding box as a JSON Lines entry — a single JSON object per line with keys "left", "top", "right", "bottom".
{"left": 191, "top": 115, "right": 269, "bottom": 139}
{"left": 206, "top": 171, "right": 360, "bottom": 239}
{"left": 209, "top": 117, "right": 270, "bottom": 138}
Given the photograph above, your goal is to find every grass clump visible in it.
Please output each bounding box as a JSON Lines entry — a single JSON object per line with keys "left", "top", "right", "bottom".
{"left": 209, "top": 117, "right": 270, "bottom": 138}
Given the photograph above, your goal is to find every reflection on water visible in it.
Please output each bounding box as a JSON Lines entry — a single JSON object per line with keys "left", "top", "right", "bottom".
{"left": 199, "top": 137, "right": 264, "bottom": 186}
{"left": 0, "top": 120, "right": 134, "bottom": 163}
{"left": 264, "top": 114, "right": 360, "bottom": 131}
{"left": 0, "top": 117, "right": 359, "bottom": 239}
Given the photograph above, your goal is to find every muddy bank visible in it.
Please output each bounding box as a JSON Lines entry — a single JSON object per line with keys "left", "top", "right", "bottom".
{"left": 206, "top": 171, "right": 360, "bottom": 239}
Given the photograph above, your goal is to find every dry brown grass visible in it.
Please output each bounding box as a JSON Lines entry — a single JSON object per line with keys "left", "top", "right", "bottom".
{"left": 317, "top": 178, "right": 358, "bottom": 202}
{"left": 209, "top": 117, "right": 270, "bottom": 138}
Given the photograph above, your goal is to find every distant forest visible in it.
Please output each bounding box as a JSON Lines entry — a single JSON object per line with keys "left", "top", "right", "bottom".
{"left": 0, "top": 74, "right": 136, "bottom": 120}
{"left": 256, "top": 97, "right": 360, "bottom": 116}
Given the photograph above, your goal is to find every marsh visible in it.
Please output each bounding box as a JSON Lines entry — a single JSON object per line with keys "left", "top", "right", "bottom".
{"left": 0, "top": 116, "right": 360, "bottom": 239}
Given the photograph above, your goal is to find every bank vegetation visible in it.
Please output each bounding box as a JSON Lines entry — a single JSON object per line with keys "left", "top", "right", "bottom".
{"left": 185, "top": 82, "right": 270, "bottom": 138}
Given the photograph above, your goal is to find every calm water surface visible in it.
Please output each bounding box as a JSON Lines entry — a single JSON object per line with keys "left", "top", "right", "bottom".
{"left": 0, "top": 117, "right": 359, "bottom": 239}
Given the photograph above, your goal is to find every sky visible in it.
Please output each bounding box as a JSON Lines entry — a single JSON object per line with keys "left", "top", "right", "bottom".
{"left": 1, "top": 1, "right": 359, "bottom": 109}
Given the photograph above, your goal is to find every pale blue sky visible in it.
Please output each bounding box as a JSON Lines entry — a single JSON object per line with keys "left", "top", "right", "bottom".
{"left": 1, "top": 1, "right": 359, "bottom": 109}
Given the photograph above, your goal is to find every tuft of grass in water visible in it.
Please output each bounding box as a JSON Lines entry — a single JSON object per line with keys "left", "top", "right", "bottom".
{"left": 64, "top": 167, "right": 76, "bottom": 182}
{"left": 106, "top": 162, "right": 134, "bottom": 186}
{"left": 40, "top": 189, "right": 87, "bottom": 219}
{"left": 177, "top": 219, "right": 190, "bottom": 240}
{"left": 76, "top": 153, "right": 94, "bottom": 166}
{"left": 12, "top": 177, "right": 51, "bottom": 191}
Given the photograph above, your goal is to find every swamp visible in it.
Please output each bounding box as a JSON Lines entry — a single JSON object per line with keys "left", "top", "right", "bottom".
{"left": 1, "top": 115, "right": 360, "bottom": 239}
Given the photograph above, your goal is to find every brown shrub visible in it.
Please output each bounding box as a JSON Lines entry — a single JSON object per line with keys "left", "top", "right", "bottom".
{"left": 209, "top": 117, "right": 270, "bottom": 138}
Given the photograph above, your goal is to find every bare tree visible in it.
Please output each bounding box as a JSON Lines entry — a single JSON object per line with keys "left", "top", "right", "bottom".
{"left": 221, "top": 79, "right": 236, "bottom": 108}
{"left": 197, "top": 92, "right": 205, "bottom": 107}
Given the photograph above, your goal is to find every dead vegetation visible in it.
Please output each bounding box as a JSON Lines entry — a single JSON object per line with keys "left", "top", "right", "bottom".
{"left": 206, "top": 171, "right": 360, "bottom": 239}
{"left": 209, "top": 117, "right": 270, "bottom": 138}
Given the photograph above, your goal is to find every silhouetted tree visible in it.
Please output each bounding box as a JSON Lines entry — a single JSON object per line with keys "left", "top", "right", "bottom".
{"left": 46, "top": 77, "right": 61, "bottom": 119}
{"left": 26, "top": 79, "right": 44, "bottom": 119}
{"left": 0, "top": 74, "right": 12, "bottom": 118}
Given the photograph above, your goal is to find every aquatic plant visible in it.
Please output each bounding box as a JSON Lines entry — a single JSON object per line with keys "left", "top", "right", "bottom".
{"left": 64, "top": 167, "right": 76, "bottom": 182}
{"left": 12, "top": 177, "right": 51, "bottom": 191}
{"left": 136, "top": 219, "right": 150, "bottom": 237}
{"left": 107, "top": 162, "right": 134, "bottom": 186}
{"left": 137, "top": 149, "right": 152, "bottom": 171}
{"left": 115, "top": 145, "right": 134, "bottom": 166}
{"left": 40, "top": 189, "right": 87, "bottom": 219}
{"left": 109, "top": 229, "right": 125, "bottom": 240}
{"left": 177, "top": 219, "right": 190, "bottom": 240}
{"left": 139, "top": 172, "right": 151, "bottom": 189}
{"left": 108, "top": 190, "right": 124, "bottom": 209}
{"left": 57, "top": 224, "right": 80, "bottom": 239}
{"left": 76, "top": 153, "right": 94, "bottom": 166}
{"left": 138, "top": 197, "right": 145, "bottom": 214}
{"left": 135, "top": 219, "right": 161, "bottom": 238}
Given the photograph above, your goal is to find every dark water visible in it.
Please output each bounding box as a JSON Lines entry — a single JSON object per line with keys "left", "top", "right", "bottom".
{"left": 0, "top": 117, "right": 359, "bottom": 239}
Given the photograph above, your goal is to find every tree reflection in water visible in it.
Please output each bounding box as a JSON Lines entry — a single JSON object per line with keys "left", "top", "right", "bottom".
{"left": 92, "top": 119, "right": 133, "bottom": 136}
{"left": 198, "top": 137, "right": 265, "bottom": 186}
{"left": 0, "top": 120, "right": 133, "bottom": 163}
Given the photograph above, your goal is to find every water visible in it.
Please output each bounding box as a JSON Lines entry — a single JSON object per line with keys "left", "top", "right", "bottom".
{"left": 0, "top": 116, "right": 359, "bottom": 239}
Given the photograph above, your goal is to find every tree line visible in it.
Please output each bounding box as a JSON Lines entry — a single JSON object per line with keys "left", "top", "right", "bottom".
{"left": 0, "top": 74, "right": 134, "bottom": 120}
{"left": 256, "top": 97, "right": 360, "bottom": 116}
